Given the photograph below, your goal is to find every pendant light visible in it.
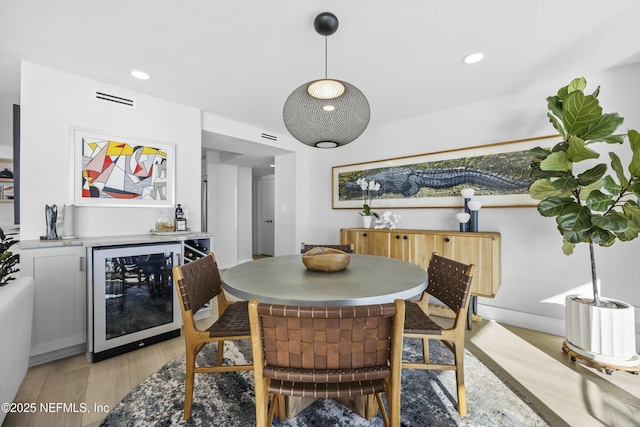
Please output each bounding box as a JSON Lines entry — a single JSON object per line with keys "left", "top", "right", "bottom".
{"left": 283, "top": 12, "right": 370, "bottom": 148}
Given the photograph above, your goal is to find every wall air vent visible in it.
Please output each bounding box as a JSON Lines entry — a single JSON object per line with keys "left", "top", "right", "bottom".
{"left": 93, "top": 89, "right": 136, "bottom": 109}
{"left": 261, "top": 133, "right": 277, "bottom": 142}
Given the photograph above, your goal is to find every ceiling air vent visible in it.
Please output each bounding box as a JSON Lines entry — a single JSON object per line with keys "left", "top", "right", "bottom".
{"left": 93, "top": 89, "right": 136, "bottom": 109}
{"left": 261, "top": 133, "right": 277, "bottom": 142}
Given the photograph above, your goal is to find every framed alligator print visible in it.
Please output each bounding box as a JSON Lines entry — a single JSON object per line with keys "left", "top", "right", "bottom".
{"left": 332, "top": 134, "right": 562, "bottom": 209}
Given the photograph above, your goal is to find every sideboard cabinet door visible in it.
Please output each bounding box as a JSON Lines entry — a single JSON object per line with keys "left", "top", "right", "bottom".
{"left": 20, "top": 245, "right": 87, "bottom": 365}
{"left": 341, "top": 228, "right": 501, "bottom": 298}
{"left": 441, "top": 233, "right": 501, "bottom": 297}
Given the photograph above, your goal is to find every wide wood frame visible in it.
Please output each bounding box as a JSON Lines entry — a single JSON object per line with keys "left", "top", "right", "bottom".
{"left": 332, "top": 134, "right": 561, "bottom": 209}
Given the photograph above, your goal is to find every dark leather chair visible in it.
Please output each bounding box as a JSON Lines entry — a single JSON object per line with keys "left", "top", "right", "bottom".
{"left": 172, "top": 253, "right": 253, "bottom": 419}
{"left": 249, "top": 299, "right": 405, "bottom": 427}
{"left": 402, "top": 253, "right": 474, "bottom": 416}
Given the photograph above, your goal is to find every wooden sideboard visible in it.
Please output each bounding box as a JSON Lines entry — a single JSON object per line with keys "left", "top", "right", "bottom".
{"left": 340, "top": 228, "right": 501, "bottom": 298}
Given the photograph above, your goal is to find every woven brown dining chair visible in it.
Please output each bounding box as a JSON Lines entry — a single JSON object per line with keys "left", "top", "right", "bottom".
{"left": 402, "top": 253, "right": 474, "bottom": 416}
{"left": 300, "top": 243, "right": 355, "bottom": 253}
{"left": 172, "top": 253, "right": 253, "bottom": 420}
{"left": 249, "top": 299, "right": 405, "bottom": 427}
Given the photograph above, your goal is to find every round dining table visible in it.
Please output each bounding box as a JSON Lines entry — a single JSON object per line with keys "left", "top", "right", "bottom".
{"left": 221, "top": 253, "right": 427, "bottom": 306}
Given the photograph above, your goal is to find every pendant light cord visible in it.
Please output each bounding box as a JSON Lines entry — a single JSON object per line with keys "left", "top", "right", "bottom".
{"left": 324, "top": 35, "right": 328, "bottom": 79}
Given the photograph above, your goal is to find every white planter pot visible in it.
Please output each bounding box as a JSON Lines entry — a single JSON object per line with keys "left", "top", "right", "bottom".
{"left": 362, "top": 216, "right": 372, "bottom": 228}
{"left": 565, "top": 294, "right": 640, "bottom": 367}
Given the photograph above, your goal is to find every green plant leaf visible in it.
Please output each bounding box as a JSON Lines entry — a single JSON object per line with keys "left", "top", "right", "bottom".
{"left": 567, "top": 77, "right": 587, "bottom": 94}
{"left": 589, "top": 226, "right": 614, "bottom": 245}
{"left": 629, "top": 178, "right": 640, "bottom": 197}
{"left": 562, "top": 229, "right": 590, "bottom": 244}
{"left": 567, "top": 136, "right": 599, "bottom": 162}
{"left": 592, "top": 212, "right": 628, "bottom": 232}
{"left": 540, "top": 151, "right": 572, "bottom": 172}
{"left": 628, "top": 132, "right": 640, "bottom": 177}
{"left": 530, "top": 146, "right": 551, "bottom": 160}
{"left": 578, "top": 179, "right": 603, "bottom": 200}
{"left": 563, "top": 90, "right": 603, "bottom": 136}
{"left": 556, "top": 206, "right": 592, "bottom": 232}
{"left": 547, "top": 95, "right": 564, "bottom": 121}
{"left": 562, "top": 240, "right": 576, "bottom": 255}
{"left": 585, "top": 190, "right": 613, "bottom": 211}
{"left": 529, "top": 179, "right": 558, "bottom": 200}
{"left": 603, "top": 175, "right": 622, "bottom": 195}
{"left": 576, "top": 163, "right": 607, "bottom": 186}
{"left": 547, "top": 112, "right": 565, "bottom": 135}
{"left": 579, "top": 113, "right": 624, "bottom": 141}
{"left": 551, "top": 141, "right": 569, "bottom": 152}
{"left": 618, "top": 201, "right": 640, "bottom": 241}
{"left": 596, "top": 134, "right": 625, "bottom": 144}
{"left": 609, "top": 152, "right": 627, "bottom": 187}
{"left": 537, "top": 197, "right": 578, "bottom": 217}
{"left": 552, "top": 175, "right": 578, "bottom": 193}
{"left": 629, "top": 129, "right": 640, "bottom": 152}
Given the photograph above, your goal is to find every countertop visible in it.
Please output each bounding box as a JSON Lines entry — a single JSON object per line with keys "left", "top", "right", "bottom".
{"left": 20, "top": 231, "right": 212, "bottom": 250}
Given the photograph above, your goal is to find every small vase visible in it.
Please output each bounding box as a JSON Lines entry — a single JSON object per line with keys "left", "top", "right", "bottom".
{"left": 362, "top": 215, "right": 372, "bottom": 228}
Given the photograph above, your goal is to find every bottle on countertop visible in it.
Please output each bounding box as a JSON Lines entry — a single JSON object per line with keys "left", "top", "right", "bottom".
{"left": 175, "top": 204, "right": 187, "bottom": 231}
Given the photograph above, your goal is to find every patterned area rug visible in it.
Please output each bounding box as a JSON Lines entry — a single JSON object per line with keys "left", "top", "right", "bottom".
{"left": 100, "top": 339, "right": 549, "bottom": 426}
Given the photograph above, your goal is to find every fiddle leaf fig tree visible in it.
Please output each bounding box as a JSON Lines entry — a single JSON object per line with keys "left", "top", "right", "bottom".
{"left": 530, "top": 77, "right": 640, "bottom": 307}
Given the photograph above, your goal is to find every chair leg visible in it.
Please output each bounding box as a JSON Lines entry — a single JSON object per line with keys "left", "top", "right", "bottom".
{"left": 422, "top": 337, "right": 430, "bottom": 363}
{"left": 216, "top": 340, "right": 225, "bottom": 366}
{"left": 454, "top": 342, "right": 467, "bottom": 416}
{"left": 254, "top": 383, "right": 270, "bottom": 427}
{"left": 375, "top": 393, "right": 389, "bottom": 427}
{"left": 183, "top": 348, "right": 196, "bottom": 420}
{"left": 267, "top": 394, "right": 279, "bottom": 426}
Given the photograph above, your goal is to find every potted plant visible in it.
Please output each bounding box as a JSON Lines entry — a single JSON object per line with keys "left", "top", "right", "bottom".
{"left": 356, "top": 178, "right": 380, "bottom": 228}
{"left": 0, "top": 227, "right": 19, "bottom": 286}
{"left": 529, "top": 77, "right": 640, "bottom": 369}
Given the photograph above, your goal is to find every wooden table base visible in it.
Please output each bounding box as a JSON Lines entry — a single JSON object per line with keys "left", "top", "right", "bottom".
{"left": 278, "top": 395, "right": 377, "bottom": 420}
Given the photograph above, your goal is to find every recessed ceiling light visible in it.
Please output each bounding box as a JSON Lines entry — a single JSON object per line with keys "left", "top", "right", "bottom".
{"left": 463, "top": 53, "right": 485, "bottom": 64}
{"left": 131, "top": 70, "right": 150, "bottom": 80}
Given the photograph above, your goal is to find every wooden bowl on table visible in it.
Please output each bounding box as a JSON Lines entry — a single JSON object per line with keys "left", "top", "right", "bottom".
{"left": 301, "top": 247, "right": 351, "bottom": 272}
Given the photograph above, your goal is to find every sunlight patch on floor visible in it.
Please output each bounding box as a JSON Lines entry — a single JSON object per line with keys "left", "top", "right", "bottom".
{"left": 468, "top": 320, "right": 640, "bottom": 427}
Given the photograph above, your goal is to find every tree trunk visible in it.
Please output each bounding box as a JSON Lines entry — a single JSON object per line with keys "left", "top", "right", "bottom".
{"left": 589, "top": 241, "right": 602, "bottom": 306}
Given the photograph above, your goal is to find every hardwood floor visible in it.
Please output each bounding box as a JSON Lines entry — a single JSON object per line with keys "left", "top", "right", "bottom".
{"left": 3, "top": 315, "right": 639, "bottom": 426}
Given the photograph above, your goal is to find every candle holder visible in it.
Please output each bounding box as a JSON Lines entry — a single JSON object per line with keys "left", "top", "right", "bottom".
{"left": 460, "top": 188, "right": 475, "bottom": 215}
{"left": 467, "top": 200, "right": 482, "bottom": 232}
{"left": 456, "top": 212, "right": 471, "bottom": 232}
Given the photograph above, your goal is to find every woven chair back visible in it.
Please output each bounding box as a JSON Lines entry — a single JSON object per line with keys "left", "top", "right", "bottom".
{"left": 175, "top": 254, "right": 221, "bottom": 314}
{"left": 255, "top": 302, "right": 397, "bottom": 381}
{"left": 426, "top": 253, "right": 473, "bottom": 314}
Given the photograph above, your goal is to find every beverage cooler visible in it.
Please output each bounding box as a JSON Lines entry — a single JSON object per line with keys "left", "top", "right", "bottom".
{"left": 87, "top": 242, "right": 182, "bottom": 362}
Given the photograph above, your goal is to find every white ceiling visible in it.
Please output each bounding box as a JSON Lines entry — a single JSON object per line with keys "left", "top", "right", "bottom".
{"left": 2, "top": 0, "right": 640, "bottom": 172}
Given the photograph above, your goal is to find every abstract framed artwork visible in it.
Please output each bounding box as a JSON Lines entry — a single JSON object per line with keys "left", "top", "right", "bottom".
{"left": 71, "top": 128, "right": 175, "bottom": 207}
{"left": 332, "top": 134, "right": 562, "bottom": 209}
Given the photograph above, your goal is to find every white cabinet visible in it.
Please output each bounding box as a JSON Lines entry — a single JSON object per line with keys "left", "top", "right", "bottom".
{"left": 20, "top": 245, "right": 86, "bottom": 366}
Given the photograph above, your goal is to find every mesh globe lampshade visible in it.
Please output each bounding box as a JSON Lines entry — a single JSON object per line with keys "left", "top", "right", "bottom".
{"left": 283, "top": 78, "right": 370, "bottom": 148}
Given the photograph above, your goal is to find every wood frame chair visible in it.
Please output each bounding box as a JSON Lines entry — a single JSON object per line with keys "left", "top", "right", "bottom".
{"left": 249, "top": 299, "right": 405, "bottom": 427}
{"left": 402, "top": 253, "right": 474, "bottom": 416}
{"left": 300, "top": 243, "right": 355, "bottom": 253}
{"left": 172, "top": 253, "right": 253, "bottom": 420}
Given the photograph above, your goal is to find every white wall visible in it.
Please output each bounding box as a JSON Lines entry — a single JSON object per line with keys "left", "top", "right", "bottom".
{"left": 19, "top": 62, "right": 201, "bottom": 241}
{"left": 201, "top": 113, "right": 309, "bottom": 258}
{"left": 300, "top": 62, "right": 640, "bottom": 342}
{"left": 237, "top": 165, "right": 253, "bottom": 264}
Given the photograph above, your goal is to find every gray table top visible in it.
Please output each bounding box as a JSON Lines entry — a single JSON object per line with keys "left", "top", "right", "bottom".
{"left": 222, "top": 254, "right": 427, "bottom": 306}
